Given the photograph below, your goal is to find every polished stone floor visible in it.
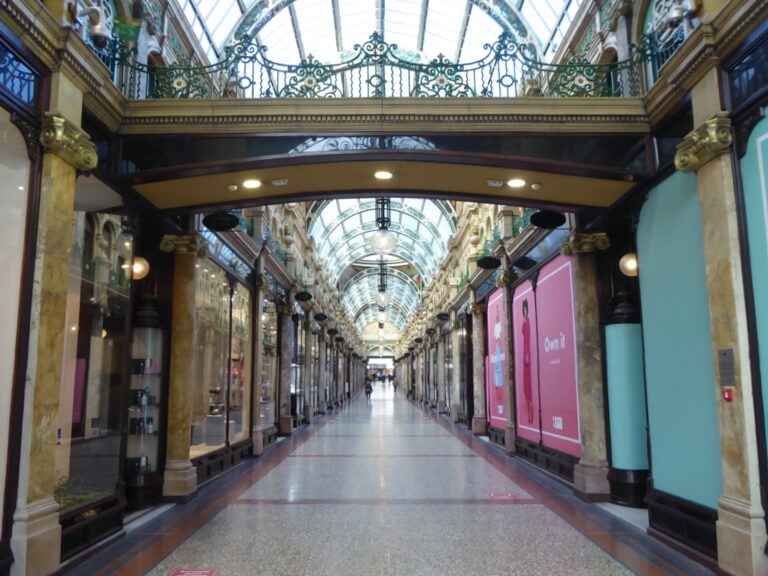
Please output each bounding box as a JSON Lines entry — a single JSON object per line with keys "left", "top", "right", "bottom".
{"left": 67, "top": 383, "right": 715, "bottom": 576}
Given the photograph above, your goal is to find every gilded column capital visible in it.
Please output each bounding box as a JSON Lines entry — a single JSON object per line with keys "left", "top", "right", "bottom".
{"left": 560, "top": 232, "right": 610, "bottom": 256}
{"left": 468, "top": 303, "right": 486, "bottom": 316}
{"left": 495, "top": 269, "right": 514, "bottom": 288}
{"left": 675, "top": 112, "right": 732, "bottom": 172}
{"left": 160, "top": 234, "right": 208, "bottom": 256}
{"left": 39, "top": 113, "right": 97, "bottom": 170}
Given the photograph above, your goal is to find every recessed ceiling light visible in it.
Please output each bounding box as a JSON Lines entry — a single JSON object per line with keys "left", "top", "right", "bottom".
{"left": 242, "top": 179, "right": 262, "bottom": 189}
{"left": 227, "top": 184, "right": 239, "bottom": 192}
{"left": 507, "top": 178, "right": 526, "bottom": 188}
{"left": 531, "top": 183, "right": 543, "bottom": 191}
{"left": 374, "top": 170, "right": 393, "bottom": 180}
{"left": 486, "top": 180, "right": 504, "bottom": 188}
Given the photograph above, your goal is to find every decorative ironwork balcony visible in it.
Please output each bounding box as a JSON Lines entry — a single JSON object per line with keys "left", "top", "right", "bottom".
{"left": 108, "top": 31, "right": 663, "bottom": 101}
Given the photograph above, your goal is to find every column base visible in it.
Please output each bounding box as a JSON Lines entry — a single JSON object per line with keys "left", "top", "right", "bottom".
{"left": 304, "top": 405, "right": 313, "bottom": 424}
{"left": 278, "top": 416, "right": 293, "bottom": 436}
{"left": 505, "top": 426, "right": 517, "bottom": 455}
{"left": 471, "top": 416, "right": 487, "bottom": 435}
{"left": 573, "top": 459, "right": 610, "bottom": 501}
{"left": 450, "top": 405, "right": 460, "bottom": 422}
{"left": 10, "top": 497, "right": 61, "bottom": 576}
{"left": 716, "top": 495, "right": 768, "bottom": 576}
{"left": 252, "top": 429, "right": 265, "bottom": 456}
{"left": 163, "top": 460, "right": 197, "bottom": 501}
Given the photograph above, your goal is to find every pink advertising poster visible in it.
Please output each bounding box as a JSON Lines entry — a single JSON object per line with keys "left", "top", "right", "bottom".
{"left": 536, "top": 256, "right": 581, "bottom": 457}
{"left": 512, "top": 280, "right": 540, "bottom": 443}
{"left": 486, "top": 288, "right": 508, "bottom": 429}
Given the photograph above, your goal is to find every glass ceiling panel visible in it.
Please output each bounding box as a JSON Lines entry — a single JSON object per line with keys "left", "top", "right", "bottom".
{"left": 518, "top": 0, "right": 585, "bottom": 58}
{"left": 183, "top": 0, "right": 560, "bottom": 66}
{"left": 309, "top": 198, "right": 456, "bottom": 286}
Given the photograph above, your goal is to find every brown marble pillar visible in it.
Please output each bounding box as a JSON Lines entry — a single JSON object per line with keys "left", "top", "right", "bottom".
{"left": 159, "top": 235, "right": 206, "bottom": 500}
{"left": 497, "top": 270, "right": 517, "bottom": 454}
{"left": 451, "top": 313, "right": 462, "bottom": 422}
{"left": 562, "top": 238, "right": 610, "bottom": 499}
{"left": 277, "top": 304, "right": 293, "bottom": 435}
{"left": 11, "top": 113, "right": 96, "bottom": 576}
{"left": 675, "top": 98, "right": 768, "bottom": 575}
{"left": 303, "top": 312, "right": 313, "bottom": 423}
{"left": 470, "top": 302, "right": 487, "bottom": 435}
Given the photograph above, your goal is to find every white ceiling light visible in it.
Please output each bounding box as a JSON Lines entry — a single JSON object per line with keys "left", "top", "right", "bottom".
{"left": 370, "top": 229, "right": 398, "bottom": 253}
{"left": 507, "top": 178, "right": 527, "bottom": 188}
{"left": 374, "top": 170, "right": 393, "bottom": 180}
{"left": 242, "top": 179, "right": 262, "bottom": 189}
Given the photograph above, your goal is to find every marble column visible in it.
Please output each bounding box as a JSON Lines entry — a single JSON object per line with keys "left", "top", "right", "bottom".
{"left": 318, "top": 333, "right": 327, "bottom": 412}
{"left": 159, "top": 234, "right": 206, "bottom": 501}
{"left": 303, "top": 313, "right": 313, "bottom": 423}
{"left": 675, "top": 76, "right": 768, "bottom": 575}
{"left": 277, "top": 304, "right": 293, "bottom": 435}
{"left": 470, "top": 302, "right": 487, "bottom": 435}
{"left": 250, "top": 266, "right": 266, "bottom": 456}
{"left": 451, "top": 313, "right": 461, "bottom": 422}
{"left": 498, "top": 270, "right": 517, "bottom": 454}
{"left": 562, "top": 239, "right": 610, "bottom": 499}
{"left": 437, "top": 334, "right": 446, "bottom": 412}
{"left": 11, "top": 111, "right": 96, "bottom": 576}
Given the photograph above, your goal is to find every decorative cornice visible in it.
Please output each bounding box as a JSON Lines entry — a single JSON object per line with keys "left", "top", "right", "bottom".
{"left": 39, "top": 113, "right": 97, "bottom": 170}
{"left": 675, "top": 112, "right": 732, "bottom": 172}
{"left": 159, "top": 234, "right": 208, "bottom": 256}
{"left": 560, "top": 232, "right": 610, "bottom": 255}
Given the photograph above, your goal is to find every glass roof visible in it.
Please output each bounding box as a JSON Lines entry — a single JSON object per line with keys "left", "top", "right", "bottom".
{"left": 341, "top": 268, "right": 422, "bottom": 332}
{"left": 308, "top": 198, "right": 456, "bottom": 336}
{"left": 309, "top": 198, "right": 456, "bottom": 285}
{"left": 176, "top": 0, "right": 584, "bottom": 65}
{"left": 517, "top": 0, "right": 585, "bottom": 58}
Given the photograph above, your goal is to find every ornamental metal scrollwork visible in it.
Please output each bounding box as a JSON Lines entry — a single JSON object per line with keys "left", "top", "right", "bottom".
{"left": 159, "top": 234, "right": 208, "bottom": 256}
{"left": 39, "top": 113, "right": 97, "bottom": 171}
{"left": 560, "top": 233, "right": 611, "bottom": 255}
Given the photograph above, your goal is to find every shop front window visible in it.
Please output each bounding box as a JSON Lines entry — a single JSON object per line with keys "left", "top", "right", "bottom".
{"left": 259, "top": 293, "right": 278, "bottom": 431}
{"left": 190, "top": 263, "right": 231, "bottom": 458}
{"left": 228, "top": 282, "right": 252, "bottom": 443}
{"left": 311, "top": 330, "right": 320, "bottom": 412}
{"left": 56, "top": 213, "right": 131, "bottom": 510}
{"left": 444, "top": 326, "right": 453, "bottom": 408}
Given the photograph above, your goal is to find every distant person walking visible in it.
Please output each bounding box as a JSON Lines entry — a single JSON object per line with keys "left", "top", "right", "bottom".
{"left": 365, "top": 380, "right": 373, "bottom": 403}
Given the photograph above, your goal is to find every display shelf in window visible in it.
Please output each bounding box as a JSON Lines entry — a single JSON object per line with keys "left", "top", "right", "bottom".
{"left": 125, "top": 296, "right": 165, "bottom": 510}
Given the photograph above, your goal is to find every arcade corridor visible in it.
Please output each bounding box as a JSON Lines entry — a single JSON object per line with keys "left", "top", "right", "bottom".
{"left": 66, "top": 383, "right": 712, "bottom": 576}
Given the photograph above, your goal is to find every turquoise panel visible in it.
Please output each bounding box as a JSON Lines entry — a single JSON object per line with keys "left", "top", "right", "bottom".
{"left": 637, "top": 170, "right": 722, "bottom": 509}
{"left": 605, "top": 324, "right": 649, "bottom": 470}
{"left": 741, "top": 116, "right": 768, "bottom": 456}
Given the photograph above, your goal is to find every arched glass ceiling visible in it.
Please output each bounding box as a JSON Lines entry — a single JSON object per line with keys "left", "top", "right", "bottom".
{"left": 289, "top": 136, "right": 437, "bottom": 155}
{"left": 308, "top": 198, "right": 456, "bottom": 286}
{"left": 178, "top": 1, "right": 581, "bottom": 65}
{"left": 517, "top": 0, "right": 586, "bottom": 58}
{"left": 342, "top": 269, "right": 422, "bottom": 332}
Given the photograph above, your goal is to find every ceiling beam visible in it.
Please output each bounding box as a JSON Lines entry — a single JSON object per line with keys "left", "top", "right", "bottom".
{"left": 454, "top": 1, "right": 473, "bottom": 62}
{"left": 416, "top": 0, "right": 429, "bottom": 52}
{"left": 331, "top": 0, "right": 344, "bottom": 52}
{"left": 288, "top": 3, "right": 306, "bottom": 61}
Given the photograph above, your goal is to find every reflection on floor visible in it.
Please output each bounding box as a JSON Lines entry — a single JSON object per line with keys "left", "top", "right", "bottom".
{"left": 64, "top": 382, "right": 715, "bottom": 576}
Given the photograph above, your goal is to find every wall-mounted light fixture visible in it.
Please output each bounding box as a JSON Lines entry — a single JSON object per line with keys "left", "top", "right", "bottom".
{"left": 619, "top": 253, "right": 639, "bottom": 277}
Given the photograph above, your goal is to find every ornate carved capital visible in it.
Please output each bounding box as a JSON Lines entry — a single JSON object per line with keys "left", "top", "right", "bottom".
{"left": 39, "top": 113, "right": 97, "bottom": 170}
{"left": 159, "top": 234, "right": 208, "bottom": 256}
{"left": 675, "top": 112, "right": 732, "bottom": 172}
{"left": 468, "top": 303, "right": 486, "bottom": 316}
{"left": 560, "top": 232, "right": 610, "bottom": 255}
{"left": 495, "top": 269, "right": 515, "bottom": 288}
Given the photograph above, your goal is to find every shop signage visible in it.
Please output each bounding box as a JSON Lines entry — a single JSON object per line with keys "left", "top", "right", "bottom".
{"left": 486, "top": 288, "right": 508, "bottom": 430}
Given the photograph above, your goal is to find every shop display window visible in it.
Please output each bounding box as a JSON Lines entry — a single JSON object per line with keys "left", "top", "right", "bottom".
{"left": 290, "top": 310, "right": 305, "bottom": 422}
{"left": 311, "top": 330, "right": 320, "bottom": 412}
{"left": 444, "top": 324, "right": 453, "bottom": 408}
{"left": 190, "top": 263, "right": 231, "bottom": 458}
{"left": 228, "top": 283, "right": 252, "bottom": 443}
{"left": 56, "top": 212, "right": 131, "bottom": 510}
{"left": 259, "top": 293, "right": 278, "bottom": 431}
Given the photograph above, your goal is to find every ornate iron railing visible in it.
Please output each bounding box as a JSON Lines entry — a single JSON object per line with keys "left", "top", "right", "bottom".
{"left": 108, "top": 31, "right": 673, "bottom": 100}
{"left": 0, "top": 44, "right": 38, "bottom": 107}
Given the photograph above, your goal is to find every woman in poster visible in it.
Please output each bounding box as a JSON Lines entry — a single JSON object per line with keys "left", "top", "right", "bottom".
{"left": 522, "top": 299, "right": 534, "bottom": 424}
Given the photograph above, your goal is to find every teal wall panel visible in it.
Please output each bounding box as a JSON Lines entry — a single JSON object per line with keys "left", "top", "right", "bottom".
{"left": 637, "top": 170, "right": 721, "bottom": 509}
{"left": 605, "top": 324, "right": 649, "bottom": 470}
{"left": 741, "top": 115, "right": 768, "bottom": 456}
